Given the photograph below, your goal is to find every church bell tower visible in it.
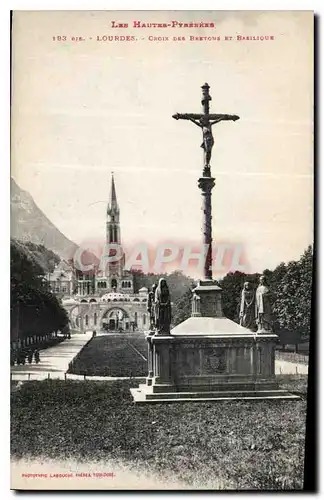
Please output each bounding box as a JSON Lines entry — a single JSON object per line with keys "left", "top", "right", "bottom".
{"left": 106, "top": 173, "right": 121, "bottom": 245}
{"left": 105, "top": 174, "right": 124, "bottom": 285}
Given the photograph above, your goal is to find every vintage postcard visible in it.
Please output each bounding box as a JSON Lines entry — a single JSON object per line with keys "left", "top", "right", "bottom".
{"left": 10, "top": 10, "right": 314, "bottom": 490}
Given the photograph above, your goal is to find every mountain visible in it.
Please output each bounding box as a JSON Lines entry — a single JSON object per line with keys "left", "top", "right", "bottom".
{"left": 10, "top": 238, "right": 61, "bottom": 278}
{"left": 11, "top": 178, "right": 78, "bottom": 261}
{"left": 11, "top": 239, "right": 62, "bottom": 274}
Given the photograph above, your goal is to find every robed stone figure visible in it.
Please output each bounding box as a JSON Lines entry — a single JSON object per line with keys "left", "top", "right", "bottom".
{"left": 154, "top": 278, "right": 172, "bottom": 335}
{"left": 147, "top": 284, "right": 157, "bottom": 331}
{"left": 255, "top": 275, "right": 273, "bottom": 333}
{"left": 239, "top": 282, "right": 255, "bottom": 329}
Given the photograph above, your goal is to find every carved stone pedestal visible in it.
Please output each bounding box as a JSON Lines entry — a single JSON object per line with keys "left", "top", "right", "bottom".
{"left": 145, "top": 330, "right": 155, "bottom": 386}
{"left": 130, "top": 318, "right": 299, "bottom": 403}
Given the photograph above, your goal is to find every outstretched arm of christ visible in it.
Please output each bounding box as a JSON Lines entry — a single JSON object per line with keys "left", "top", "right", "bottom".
{"left": 172, "top": 113, "right": 202, "bottom": 127}
{"left": 209, "top": 114, "right": 240, "bottom": 125}
{"left": 189, "top": 118, "right": 203, "bottom": 128}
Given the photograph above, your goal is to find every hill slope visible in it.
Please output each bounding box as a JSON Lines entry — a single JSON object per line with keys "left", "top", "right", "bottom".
{"left": 11, "top": 178, "right": 78, "bottom": 260}
{"left": 11, "top": 239, "right": 62, "bottom": 274}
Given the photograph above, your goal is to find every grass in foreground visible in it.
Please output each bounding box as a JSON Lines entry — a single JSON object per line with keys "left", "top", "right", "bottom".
{"left": 11, "top": 377, "right": 307, "bottom": 490}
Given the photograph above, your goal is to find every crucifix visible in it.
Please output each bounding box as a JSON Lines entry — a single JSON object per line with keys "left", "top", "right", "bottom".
{"left": 172, "top": 83, "right": 240, "bottom": 280}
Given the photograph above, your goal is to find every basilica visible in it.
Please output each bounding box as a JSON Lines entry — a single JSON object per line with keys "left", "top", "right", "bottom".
{"left": 48, "top": 175, "right": 149, "bottom": 332}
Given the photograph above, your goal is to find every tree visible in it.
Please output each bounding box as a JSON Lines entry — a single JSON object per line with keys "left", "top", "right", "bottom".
{"left": 272, "top": 246, "right": 313, "bottom": 341}
{"left": 172, "top": 288, "right": 192, "bottom": 326}
{"left": 11, "top": 239, "right": 69, "bottom": 340}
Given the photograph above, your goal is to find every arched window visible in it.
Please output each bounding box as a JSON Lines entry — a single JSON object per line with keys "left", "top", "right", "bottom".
{"left": 128, "top": 282, "right": 131, "bottom": 288}
{"left": 111, "top": 278, "right": 117, "bottom": 289}
{"left": 143, "top": 314, "right": 146, "bottom": 325}
{"left": 94, "top": 313, "right": 97, "bottom": 325}
{"left": 85, "top": 315, "right": 88, "bottom": 326}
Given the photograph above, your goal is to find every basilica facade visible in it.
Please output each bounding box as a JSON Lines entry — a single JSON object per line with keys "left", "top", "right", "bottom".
{"left": 49, "top": 175, "right": 149, "bottom": 333}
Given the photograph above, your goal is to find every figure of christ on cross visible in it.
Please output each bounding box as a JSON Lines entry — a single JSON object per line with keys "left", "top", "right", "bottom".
{"left": 172, "top": 83, "right": 240, "bottom": 280}
{"left": 172, "top": 83, "right": 239, "bottom": 176}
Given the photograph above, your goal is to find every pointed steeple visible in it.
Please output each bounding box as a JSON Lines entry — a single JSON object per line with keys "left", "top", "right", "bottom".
{"left": 107, "top": 173, "right": 119, "bottom": 215}
{"left": 105, "top": 172, "right": 124, "bottom": 281}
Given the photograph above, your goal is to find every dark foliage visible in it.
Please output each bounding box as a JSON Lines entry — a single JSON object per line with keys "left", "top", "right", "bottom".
{"left": 11, "top": 239, "right": 69, "bottom": 339}
{"left": 23, "top": 241, "right": 61, "bottom": 273}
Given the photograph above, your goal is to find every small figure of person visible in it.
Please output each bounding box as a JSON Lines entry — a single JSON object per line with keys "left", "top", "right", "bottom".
{"left": 154, "top": 278, "right": 172, "bottom": 335}
{"left": 27, "top": 351, "right": 33, "bottom": 364}
{"left": 239, "top": 282, "right": 255, "bottom": 330}
{"left": 255, "top": 275, "right": 273, "bottom": 333}
{"left": 34, "top": 349, "right": 40, "bottom": 364}
{"left": 18, "top": 350, "right": 26, "bottom": 365}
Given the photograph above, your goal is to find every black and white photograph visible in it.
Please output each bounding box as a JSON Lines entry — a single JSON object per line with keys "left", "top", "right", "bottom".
{"left": 10, "top": 10, "right": 314, "bottom": 490}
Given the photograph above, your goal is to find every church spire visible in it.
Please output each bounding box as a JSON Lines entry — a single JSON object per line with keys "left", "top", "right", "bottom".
{"left": 107, "top": 173, "right": 119, "bottom": 215}
{"left": 106, "top": 173, "right": 121, "bottom": 246}
{"left": 105, "top": 173, "right": 123, "bottom": 279}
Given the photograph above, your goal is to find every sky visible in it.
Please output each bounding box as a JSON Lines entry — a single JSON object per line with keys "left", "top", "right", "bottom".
{"left": 11, "top": 10, "right": 313, "bottom": 276}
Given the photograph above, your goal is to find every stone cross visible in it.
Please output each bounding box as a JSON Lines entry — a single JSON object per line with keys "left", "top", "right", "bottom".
{"left": 172, "top": 83, "right": 240, "bottom": 280}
